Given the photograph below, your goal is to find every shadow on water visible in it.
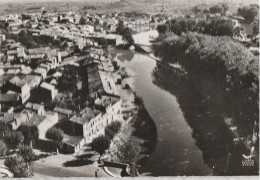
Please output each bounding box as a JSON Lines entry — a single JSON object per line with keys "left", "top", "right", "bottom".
{"left": 152, "top": 63, "right": 258, "bottom": 175}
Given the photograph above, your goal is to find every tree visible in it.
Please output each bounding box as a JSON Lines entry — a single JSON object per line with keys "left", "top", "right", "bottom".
{"left": 156, "top": 24, "right": 168, "bottom": 34}
{"left": 0, "top": 121, "right": 9, "bottom": 139}
{"left": 205, "top": 17, "right": 234, "bottom": 36}
{"left": 209, "top": 5, "right": 223, "bottom": 14}
{"left": 4, "top": 156, "right": 33, "bottom": 177}
{"left": 116, "top": 20, "right": 124, "bottom": 34}
{"left": 90, "top": 135, "right": 110, "bottom": 159}
{"left": 4, "top": 131, "right": 24, "bottom": 149}
{"left": 105, "top": 121, "right": 122, "bottom": 139}
{"left": 238, "top": 5, "right": 259, "bottom": 23}
{"left": 122, "top": 27, "right": 134, "bottom": 45}
{"left": 18, "top": 145, "right": 35, "bottom": 164}
{"left": 222, "top": 3, "right": 229, "bottom": 15}
{"left": 79, "top": 17, "right": 87, "bottom": 25}
{"left": 253, "top": 23, "right": 259, "bottom": 35}
{"left": 46, "top": 127, "right": 64, "bottom": 154}
{"left": 0, "top": 140, "right": 7, "bottom": 157}
{"left": 192, "top": 4, "right": 208, "bottom": 14}
{"left": 19, "top": 125, "right": 38, "bottom": 148}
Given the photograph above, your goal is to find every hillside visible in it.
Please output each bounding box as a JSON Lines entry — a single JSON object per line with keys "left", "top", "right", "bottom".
{"left": 0, "top": 0, "right": 258, "bottom": 14}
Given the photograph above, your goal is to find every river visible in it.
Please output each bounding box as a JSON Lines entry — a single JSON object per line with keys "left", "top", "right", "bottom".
{"left": 110, "top": 30, "right": 213, "bottom": 176}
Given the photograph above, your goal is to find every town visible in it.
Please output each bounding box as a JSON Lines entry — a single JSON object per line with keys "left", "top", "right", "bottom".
{"left": 0, "top": 0, "right": 259, "bottom": 178}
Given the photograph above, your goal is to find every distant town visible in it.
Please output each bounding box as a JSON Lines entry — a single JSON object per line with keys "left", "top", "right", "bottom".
{"left": 0, "top": 1, "right": 259, "bottom": 178}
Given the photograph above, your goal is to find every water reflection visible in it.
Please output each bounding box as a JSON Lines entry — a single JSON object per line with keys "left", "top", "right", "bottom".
{"left": 152, "top": 63, "right": 258, "bottom": 175}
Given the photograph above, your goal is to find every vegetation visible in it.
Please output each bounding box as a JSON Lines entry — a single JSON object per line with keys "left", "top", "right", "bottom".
{"left": 209, "top": 3, "right": 229, "bottom": 15}
{"left": 116, "top": 20, "right": 134, "bottom": 45}
{"left": 4, "top": 30, "right": 65, "bottom": 49}
{"left": 105, "top": 121, "right": 122, "bottom": 139}
{"left": 90, "top": 135, "right": 110, "bottom": 158}
{"left": 3, "top": 131, "right": 24, "bottom": 149}
{"left": 4, "top": 156, "right": 33, "bottom": 177}
{"left": 153, "top": 31, "right": 258, "bottom": 141}
{"left": 238, "top": 5, "right": 259, "bottom": 23}
{"left": 19, "top": 125, "right": 38, "bottom": 148}
{"left": 46, "top": 127, "right": 64, "bottom": 154}
{"left": 0, "top": 140, "right": 8, "bottom": 157}
{"left": 79, "top": 17, "right": 87, "bottom": 25}
{"left": 18, "top": 145, "right": 36, "bottom": 163}
{"left": 165, "top": 16, "right": 234, "bottom": 36}
{"left": 156, "top": 24, "right": 168, "bottom": 34}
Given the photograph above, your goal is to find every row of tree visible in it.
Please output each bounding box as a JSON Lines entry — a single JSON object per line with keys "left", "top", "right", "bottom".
{"left": 153, "top": 31, "right": 258, "bottom": 138}
{"left": 157, "top": 16, "right": 235, "bottom": 37}
{"left": 193, "top": 3, "right": 229, "bottom": 15}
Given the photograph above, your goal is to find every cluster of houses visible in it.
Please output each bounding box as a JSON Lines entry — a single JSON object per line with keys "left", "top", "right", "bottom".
{"left": 0, "top": 10, "right": 138, "bottom": 154}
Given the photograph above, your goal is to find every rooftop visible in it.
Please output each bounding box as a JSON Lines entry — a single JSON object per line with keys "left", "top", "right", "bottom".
{"left": 62, "top": 134, "right": 84, "bottom": 147}
{"left": 9, "top": 76, "right": 27, "bottom": 88}
{"left": 40, "top": 82, "right": 55, "bottom": 91}
{"left": 25, "top": 102, "right": 44, "bottom": 111}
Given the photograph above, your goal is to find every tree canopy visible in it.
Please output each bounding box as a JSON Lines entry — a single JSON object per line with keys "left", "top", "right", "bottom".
{"left": 0, "top": 140, "right": 7, "bottom": 157}
{"left": 4, "top": 131, "right": 24, "bottom": 149}
{"left": 105, "top": 121, "right": 121, "bottom": 139}
{"left": 46, "top": 127, "right": 64, "bottom": 148}
{"left": 4, "top": 156, "right": 33, "bottom": 177}
{"left": 18, "top": 145, "right": 36, "bottom": 163}
{"left": 209, "top": 4, "right": 223, "bottom": 14}
{"left": 90, "top": 135, "right": 110, "bottom": 156}
{"left": 238, "top": 5, "right": 259, "bottom": 23}
{"left": 153, "top": 32, "right": 258, "bottom": 135}
{"left": 19, "top": 125, "right": 38, "bottom": 147}
{"left": 166, "top": 17, "right": 234, "bottom": 37}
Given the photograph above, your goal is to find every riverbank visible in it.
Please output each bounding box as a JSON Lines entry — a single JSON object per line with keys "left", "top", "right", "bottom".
{"left": 102, "top": 103, "right": 157, "bottom": 176}
{"left": 102, "top": 47, "right": 158, "bottom": 176}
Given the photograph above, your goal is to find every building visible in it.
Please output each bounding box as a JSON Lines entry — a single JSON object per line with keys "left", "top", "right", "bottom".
{"left": 39, "top": 82, "right": 58, "bottom": 101}
{"left": 6, "top": 76, "right": 30, "bottom": 104}
{"left": 25, "top": 102, "right": 45, "bottom": 115}
{"left": 24, "top": 112, "right": 58, "bottom": 140}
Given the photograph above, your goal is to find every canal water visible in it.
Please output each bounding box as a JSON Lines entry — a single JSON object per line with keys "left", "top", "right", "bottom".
{"left": 112, "top": 30, "right": 258, "bottom": 176}
{"left": 116, "top": 52, "right": 212, "bottom": 176}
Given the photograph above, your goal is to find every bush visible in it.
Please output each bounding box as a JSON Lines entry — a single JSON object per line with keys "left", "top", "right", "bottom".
{"left": 105, "top": 121, "right": 122, "bottom": 139}
{"left": 4, "top": 156, "right": 33, "bottom": 177}
{"left": 18, "top": 145, "right": 36, "bottom": 163}
{"left": 4, "top": 131, "right": 24, "bottom": 149}
{"left": 0, "top": 140, "right": 7, "bottom": 156}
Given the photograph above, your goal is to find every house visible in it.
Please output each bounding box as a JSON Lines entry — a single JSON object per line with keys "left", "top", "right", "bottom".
{"left": 6, "top": 76, "right": 30, "bottom": 104}
{"left": 24, "top": 111, "right": 58, "bottom": 140}
{"left": 39, "top": 82, "right": 58, "bottom": 101}
{"left": 62, "top": 135, "right": 85, "bottom": 154}
{"left": 0, "top": 112, "right": 32, "bottom": 130}
{"left": 25, "top": 102, "right": 45, "bottom": 115}
{"left": 23, "top": 75, "right": 41, "bottom": 89}
{"left": 53, "top": 107, "right": 73, "bottom": 117}
{"left": 0, "top": 94, "right": 20, "bottom": 105}
{"left": 34, "top": 67, "right": 47, "bottom": 80}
